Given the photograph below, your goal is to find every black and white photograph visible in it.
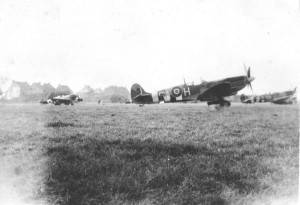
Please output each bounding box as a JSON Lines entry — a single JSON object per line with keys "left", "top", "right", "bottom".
{"left": 0, "top": 0, "right": 299, "bottom": 204}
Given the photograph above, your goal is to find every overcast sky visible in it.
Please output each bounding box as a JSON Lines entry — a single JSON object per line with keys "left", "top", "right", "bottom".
{"left": 0, "top": 0, "right": 299, "bottom": 95}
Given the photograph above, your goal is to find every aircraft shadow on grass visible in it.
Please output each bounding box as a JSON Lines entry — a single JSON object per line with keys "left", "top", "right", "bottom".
{"left": 45, "top": 137, "right": 265, "bottom": 204}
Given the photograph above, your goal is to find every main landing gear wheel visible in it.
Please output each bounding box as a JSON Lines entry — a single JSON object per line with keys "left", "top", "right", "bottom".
{"left": 207, "top": 100, "right": 231, "bottom": 107}
{"left": 220, "top": 100, "right": 231, "bottom": 107}
{"left": 207, "top": 101, "right": 214, "bottom": 106}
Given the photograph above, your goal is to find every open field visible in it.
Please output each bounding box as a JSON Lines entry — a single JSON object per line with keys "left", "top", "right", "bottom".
{"left": 0, "top": 103, "right": 298, "bottom": 205}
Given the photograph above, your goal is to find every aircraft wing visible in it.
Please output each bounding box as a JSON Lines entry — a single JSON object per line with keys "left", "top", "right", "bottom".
{"left": 53, "top": 98, "right": 71, "bottom": 102}
{"left": 242, "top": 99, "right": 252, "bottom": 104}
{"left": 200, "top": 82, "right": 232, "bottom": 99}
{"left": 52, "top": 98, "right": 71, "bottom": 103}
{"left": 272, "top": 96, "right": 292, "bottom": 104}
{"left": 53, "top": 95, "right": 70, "bottom": 100}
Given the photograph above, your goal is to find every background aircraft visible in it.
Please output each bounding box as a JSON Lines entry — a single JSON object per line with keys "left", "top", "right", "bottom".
{"left": 271, "top": 88, "right": 297, "bottom": 104}
{"left": 240, "top": 88, "right": 297, "bottom": 104}
{"left": 131, "top": 66, "right": 254, "bottom": 107}
{"left": 51, "top": 94, "right": 83, "bottom": 106}
{"left": 240, "top": 93, "right": 272, "bottom": 104}
{"left": 39, "top": 99, "right": 52, "bottom": 105}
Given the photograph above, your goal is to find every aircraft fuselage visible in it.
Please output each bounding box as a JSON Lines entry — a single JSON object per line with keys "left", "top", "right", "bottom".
{"left": 151, "top": 76, "right": 248, "bottom": 103}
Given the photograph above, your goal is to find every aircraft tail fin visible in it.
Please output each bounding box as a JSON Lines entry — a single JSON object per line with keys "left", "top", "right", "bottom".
{"left": 131, "top": 83, "right": 153, "bottom": 104}
{"left": 240, "top": 94, "right": 246, "bottom": 102}
{"left": 240, "top": 94, "right": 251, "bottom": 103}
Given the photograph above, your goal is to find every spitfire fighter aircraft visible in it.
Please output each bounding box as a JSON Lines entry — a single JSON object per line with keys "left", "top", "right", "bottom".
{"left": 131, "top": 66, "right": 254, "bottom": 107}
{"left": 271, "top": 87, "right": 297, "bottom": 104}
{"left": 51, "top": 94, "right": 83, "bottom": 106}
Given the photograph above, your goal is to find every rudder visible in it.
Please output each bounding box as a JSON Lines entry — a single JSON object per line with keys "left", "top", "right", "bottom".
{"left": 131, "top": 83, "right": 153, "bottom": 104}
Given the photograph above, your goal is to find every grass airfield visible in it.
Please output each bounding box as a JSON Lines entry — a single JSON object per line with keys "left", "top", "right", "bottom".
{"left": 0, "top": 103, "right": 298, "bottom": 205}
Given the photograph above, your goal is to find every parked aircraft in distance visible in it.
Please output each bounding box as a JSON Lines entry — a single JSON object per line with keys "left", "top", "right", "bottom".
{"left": 39, "top": 99, "right": 53, "bottom": 105}
{"left": 131, "top": 66, "right": 254, "bottom": 107}
{"left": 271, "top": 87, "right": 297, "bottom": 104}
{"left": 51, "top": 94, "right": 83, "bottom": 105}
{"left": 240, "top": 88, "right": 297, "bottom": 104}
{"left": 240, "top": 94, "right": 272, "bottom": 104}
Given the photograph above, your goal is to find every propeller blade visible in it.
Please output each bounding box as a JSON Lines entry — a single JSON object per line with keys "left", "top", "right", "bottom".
{"left": 244, "top": 64, "right": 247, "bottom": 75}
{"left": 247, "top": 67, "right": 251, "bottom": 78}
{"left": 249, "top": 83, "right": 253, "bottom": 92}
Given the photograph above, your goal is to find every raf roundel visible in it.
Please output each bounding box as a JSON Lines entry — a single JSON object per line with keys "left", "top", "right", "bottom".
{"left": 171, "top": 86, "right": 182, "bottom": 97}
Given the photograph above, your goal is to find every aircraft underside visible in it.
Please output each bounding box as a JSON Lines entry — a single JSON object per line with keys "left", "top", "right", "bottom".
{"left": 53, "top": 100, "right": 74, "bottom": 106}
{"left": 199, "top": 92, "right": 236, "bottom": 107}
{"left": 157, "top": 95, "right": 232, "bottom": 107}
